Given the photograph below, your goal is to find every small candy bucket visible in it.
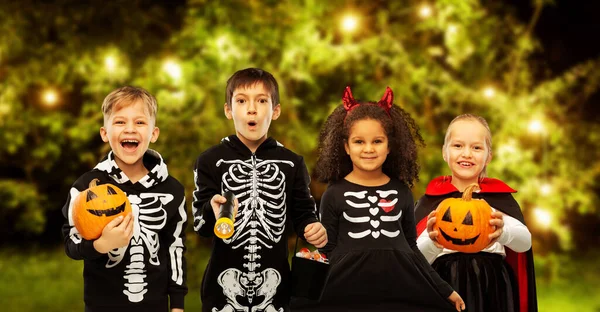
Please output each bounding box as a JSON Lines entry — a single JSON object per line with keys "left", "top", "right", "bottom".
{"left": 290, "top": 241, "right": 330, "bottom": 301}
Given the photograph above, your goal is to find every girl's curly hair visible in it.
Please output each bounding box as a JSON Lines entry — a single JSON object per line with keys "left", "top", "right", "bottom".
{"left": 314, "top": 101, "right": 424, "bottom": 187}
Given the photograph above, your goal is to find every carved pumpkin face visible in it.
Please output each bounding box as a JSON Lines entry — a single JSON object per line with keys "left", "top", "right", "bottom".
{"left": 73, "top": 178, "right": 132, "bottom": 240}
{"left": 433, "top": 183, "right": 493, "bottom": 253}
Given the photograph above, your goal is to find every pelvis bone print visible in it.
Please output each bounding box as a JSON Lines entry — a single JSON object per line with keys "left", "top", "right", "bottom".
{"left": 344, "top": 189, "right": 402, "bottom": 239}
{"left": 106, "top": 193, "right": 173, "bottom": 302}
{"left": 213, "top": 156, "right": 293, "bottom": 312}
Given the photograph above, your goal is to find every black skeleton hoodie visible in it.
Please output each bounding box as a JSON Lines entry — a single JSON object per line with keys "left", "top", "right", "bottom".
{"left": 62, "top": 150, "right": 188, "bottom": 312}
{"left": 193, "top": 135, "right": 319, "bottom": 312}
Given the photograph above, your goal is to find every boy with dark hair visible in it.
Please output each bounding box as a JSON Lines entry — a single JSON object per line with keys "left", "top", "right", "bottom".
{"left": 193, "top": 68, "right": 327, "bottom": 312}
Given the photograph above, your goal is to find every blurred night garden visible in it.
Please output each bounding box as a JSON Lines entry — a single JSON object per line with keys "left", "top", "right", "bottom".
{"left": 0, "top": 0, "right": 599, "bottom": 311}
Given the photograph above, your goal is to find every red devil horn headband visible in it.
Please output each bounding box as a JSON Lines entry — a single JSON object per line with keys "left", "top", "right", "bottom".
{"left": 343, "top": 86, "right": 393, "bottom": 117}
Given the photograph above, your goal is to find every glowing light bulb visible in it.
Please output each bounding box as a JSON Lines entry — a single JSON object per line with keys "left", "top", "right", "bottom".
{"left": 447, "top": 25, "right": 458, "bottom": 34}
{"left": 42, "top": 89, "right": 58, "bottom": 106}
{"left": 105, "top": 56, "right": 117, "bottom": 72}
{"left": 341, "top": 15, "right": 358, "bottom": 33}
{"left": 540, "top": 183, "right": 552, "bottom": 196}
{"left": 419, "top": 5, "right": 432, "bottom": 18}
{"left": 483, "top": 87, "right": 496, "bottom": 99}
{"left": 528, "top": 119, "right": 545, "bottom": 134}
{"left": 533, "top": 207, "right": 552, "bottom": 228}
{"left": 163, "top": 60, "right": 182, "bottom": 80}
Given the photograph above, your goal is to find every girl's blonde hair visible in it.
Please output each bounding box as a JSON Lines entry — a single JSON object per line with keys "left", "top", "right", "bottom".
{"left": 442, "top": 114, "right": 492, "bottom": 178}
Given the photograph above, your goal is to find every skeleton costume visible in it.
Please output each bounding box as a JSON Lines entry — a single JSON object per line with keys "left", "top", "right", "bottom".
{"left": 309, "top": 178, "right": 456, "bottom": 312}
{"left": 193, "top": 135, "right": 319, "bottom": 312}
{"left": 62, "top": 150, "right": 188, "bottom": 312}
{"left": 415, "top": 176, "right": 538, "bottom": 312}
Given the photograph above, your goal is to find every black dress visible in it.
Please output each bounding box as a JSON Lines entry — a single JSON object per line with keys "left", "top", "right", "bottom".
{"left": 295, "top": 178, "right": 456, "bottom": 312}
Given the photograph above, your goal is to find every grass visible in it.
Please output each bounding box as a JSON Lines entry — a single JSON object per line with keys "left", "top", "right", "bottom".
{"left": 1, "top": 246, "right": 599, "bottom": 311}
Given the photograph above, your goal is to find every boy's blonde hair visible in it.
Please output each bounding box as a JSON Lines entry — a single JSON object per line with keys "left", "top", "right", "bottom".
{"left": 443, "top": 114, "right": 492, "bottom": 178}
{"left": 101, "top": 86, "right": 158, "bottom": 125}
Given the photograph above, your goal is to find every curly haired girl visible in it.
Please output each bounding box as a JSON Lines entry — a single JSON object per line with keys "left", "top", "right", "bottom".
{"left": 303, "top": 86, "right": 465, "bottom": 312}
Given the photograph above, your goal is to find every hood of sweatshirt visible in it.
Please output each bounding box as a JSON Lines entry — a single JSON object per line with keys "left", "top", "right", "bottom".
{"left": 93, "top": 149, "right": 169, "bottom": 188}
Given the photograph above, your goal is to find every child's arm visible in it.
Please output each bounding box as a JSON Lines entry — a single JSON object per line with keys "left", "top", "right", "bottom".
{"left": 62, "top": 177, "right": 132, "bottom": 259}
{"left": 165, "top": 191, "right": 188, "bottom": 311}
{"left": 192, "top": 155, "right": 220, "bottom": 237}
{"left": 416, "top": 212, "right": 444, "bottom": 264}
{"left": 492, "top": 210, "right": 532, "bottom": 252}
{"left": 402, "top": 189, "right": 454, "bottom": 298}
{"left": 290, "top": 158, "right": 320, "bottom": 239}
{"left": 315, "top": 188, "right": 337, "bottom": 256}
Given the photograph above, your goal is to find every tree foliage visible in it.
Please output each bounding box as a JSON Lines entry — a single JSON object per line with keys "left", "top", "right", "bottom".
{"left": 0, "top": 0, "right": 598, "bottom": 251}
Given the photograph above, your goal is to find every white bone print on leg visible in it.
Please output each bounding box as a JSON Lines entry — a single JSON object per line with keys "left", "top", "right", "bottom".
{"left": 105, "top": 193, "right": 171, "bottom": 302}
{"left": 344, "top": 189, "right": 402, "bottom": 239}
{"left": 214, "top": 156, "right": 291, "bottom": 311}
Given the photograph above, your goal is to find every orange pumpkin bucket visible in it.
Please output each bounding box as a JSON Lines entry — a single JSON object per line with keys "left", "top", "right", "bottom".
{"left": 433, "top": 183, "right": 494, "bottom": 253}
{"left": 73, "top": 178, "right": 132, "bottom": 240}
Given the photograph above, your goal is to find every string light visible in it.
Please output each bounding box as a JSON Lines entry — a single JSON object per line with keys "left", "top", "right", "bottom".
{"left": 483, "top": 87, "right": 496, "bottom": 99}
{"left": 216, "top": 35, "right": 227, "bottom": 50}
{"left": 104, "top": 55, "right": 117, "bottom": 72}
{"left": 341, "top": 15, "right": 359, "bottom": 33}
{"left": 42, "top": 89, "right": 58, "bottom": 106}
{"left": 528, "top": 119, "right": 545, "bottom": 134}
{"left": 419, "top": 5, "right": 432, "bottom": 18}
{"left": 447, "top": 24, "right": 458, "bottom": 34}
{"left": 540, "top": 183, "right": 552, "bottom": 196}
{"left": 163, "top": 60, "right": 182, "bottom": 80}
{"left": 533, "top": 207, "right": 552, "bottom": 228}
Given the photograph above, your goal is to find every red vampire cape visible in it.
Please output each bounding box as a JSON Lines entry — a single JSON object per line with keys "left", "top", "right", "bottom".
{"left": 415, "top": 176, "right": 537, "bottom": 312}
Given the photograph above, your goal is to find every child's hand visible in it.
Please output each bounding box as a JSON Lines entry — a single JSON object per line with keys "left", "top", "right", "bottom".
{"left": 304, "top": 222, "right": 328, "bottom": 248}
{"left": 487, "top": 210, "right": 505, "bottom": 247}
{"left": 210, "top": 194, "right": 239, "bottom": 219}
{"left": 426, "top": 210, "right": 444, "bottom": 248}
{"left": 93, "top": 213, "right": 134, "bottom": 254}
{"left": 447, "top": 291, "right": 466, "bottom": 311}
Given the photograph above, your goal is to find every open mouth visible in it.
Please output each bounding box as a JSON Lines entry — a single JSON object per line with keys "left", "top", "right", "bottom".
{"left": 440, "top": 229, "right": 480, "bottom": 245}
{"left": 458, "top": 161, "right": 474, "bottom": 167}
{"left": 121, "top": 139, "right": 139, "bottom": 151}
{"left": 87, "top": 202, "right": 127, "bottom": 217}
{"left": 248, "top": 121, "right": 257, "bottom": 127}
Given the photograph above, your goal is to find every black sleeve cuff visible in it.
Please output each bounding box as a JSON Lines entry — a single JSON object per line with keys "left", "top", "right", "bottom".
{"left": 82, "top": 239, "right": 104, "bottom": 260}
{"left": 295, "top": 217, "right": 319, "bottom": 241}
{"left": 169, "top": 292, "right": 185, "bottom": 309}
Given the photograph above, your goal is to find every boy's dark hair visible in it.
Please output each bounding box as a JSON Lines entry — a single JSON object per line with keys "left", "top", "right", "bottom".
{"left": 225, "top": 68, "right": 280, "bottom": 107}
{"left": 314, "top": 101, "right": 424, "bottom": 187}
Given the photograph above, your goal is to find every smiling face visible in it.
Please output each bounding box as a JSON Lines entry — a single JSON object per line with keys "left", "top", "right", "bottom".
{"left": 100, "top": 99, "right": 159, "bottom": 174}
{"left": 344, "top": 118, "right": 390, "bottom": 176}
{"left": 224, "top": 82, "right": 281, "bottom": 152}
{"left": 443, "top": 119, "right": 491, "bottom": 191}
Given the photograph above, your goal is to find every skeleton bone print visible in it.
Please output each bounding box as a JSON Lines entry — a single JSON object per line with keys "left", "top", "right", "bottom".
{"left": 106, "top": 193, "right": 173, "bottom": 303}
{"left": 214, "top": 155, "right": 293, "bottom": 312}
{"left": 344, "top": 189, "right": 402, "bottom": 239}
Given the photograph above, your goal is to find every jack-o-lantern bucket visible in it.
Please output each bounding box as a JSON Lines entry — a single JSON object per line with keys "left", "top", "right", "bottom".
{"left": 433, "top": 183, "right": 493, "bottom": 253}
{"left": 73, "top": 178, "right": 132, "bottom": 240}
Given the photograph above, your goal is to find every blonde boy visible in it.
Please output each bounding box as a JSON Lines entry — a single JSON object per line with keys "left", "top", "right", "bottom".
{"left": 62, "top": 86, "right": 187, "bottom": 312}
